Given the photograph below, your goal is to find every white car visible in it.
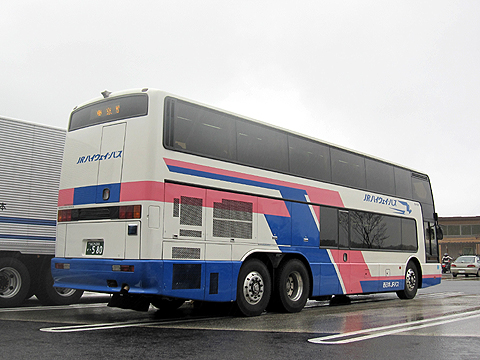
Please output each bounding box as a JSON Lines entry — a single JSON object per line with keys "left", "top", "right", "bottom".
{"left": 451, "top": 256, "right": 480, "bottom": 277}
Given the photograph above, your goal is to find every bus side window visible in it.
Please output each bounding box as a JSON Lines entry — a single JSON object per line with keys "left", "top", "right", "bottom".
{"left": 338, "top": 210, "right": 349, "bottom": 249}
{"left": 320, "top": 206, "right": 338, "bottom": 248}
{"left": 424, "top": 221, "right": 439, "bottom": 262}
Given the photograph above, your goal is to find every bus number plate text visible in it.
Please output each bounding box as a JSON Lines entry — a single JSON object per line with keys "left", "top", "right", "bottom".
{"left": 86, "top": 240, "right": 104, "bottom": 256}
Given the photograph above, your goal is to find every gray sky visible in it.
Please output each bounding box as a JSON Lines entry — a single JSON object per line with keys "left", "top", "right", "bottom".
{"left": 1, "top": 1, "right": 479, "bottom": 217}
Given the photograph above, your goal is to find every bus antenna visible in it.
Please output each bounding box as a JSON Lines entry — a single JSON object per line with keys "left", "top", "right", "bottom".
{"left": 101, "top": 90, "right": 112, "bottom": 98}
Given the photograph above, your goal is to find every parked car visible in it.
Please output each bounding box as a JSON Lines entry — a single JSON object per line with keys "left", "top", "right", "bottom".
{"left": 451, "top": 256, "right": 480, "bottom": 277}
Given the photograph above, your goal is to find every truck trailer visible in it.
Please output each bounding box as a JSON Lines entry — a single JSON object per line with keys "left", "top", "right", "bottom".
{"left": 0, "top": 116, "right": 83, "bottom": 306}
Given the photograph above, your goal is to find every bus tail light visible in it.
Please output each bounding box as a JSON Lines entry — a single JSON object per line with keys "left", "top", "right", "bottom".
{"left": 119, "top": 205, "right": 142, "bottom": 219}
{"left": 58, "top": 209, "right": 71, "bottom": 222}
{"left": 112, "top": 265, "right": 135, "bottom": 272}
{"left": 58, "top": 205, "right": 141, "bottom": 222}
{"left": 55, "top": 263, "right": 70, "bottom": 270}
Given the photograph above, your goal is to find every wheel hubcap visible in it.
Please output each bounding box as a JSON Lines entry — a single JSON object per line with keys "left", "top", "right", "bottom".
{"left": 405, "top": 268, "right": 416, "bottom": 292}
{"left": 243, "top": 271, "right": 264, "bottom": 305}
{"left": 54, "top": 287, "right": 77, "bottom": 297}
{"left": 0, "top": 267, "right": 21, "bottom": 298}
{"left": 285, "top": 271, "right": 303, "bottom": 301}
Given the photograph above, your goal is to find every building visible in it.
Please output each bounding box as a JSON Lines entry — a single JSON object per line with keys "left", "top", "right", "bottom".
{"left": 438, "top": 216, "right": 480, "bottom": 259}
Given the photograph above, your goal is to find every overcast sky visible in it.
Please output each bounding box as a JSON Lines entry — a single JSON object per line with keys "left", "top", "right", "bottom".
{"left": 1, "top": 1, "right": 479, "bottom": 217}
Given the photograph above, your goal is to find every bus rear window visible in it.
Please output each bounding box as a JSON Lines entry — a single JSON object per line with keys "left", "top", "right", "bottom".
{"left": 69, "top": 94, "right": 148, "bottom": 131}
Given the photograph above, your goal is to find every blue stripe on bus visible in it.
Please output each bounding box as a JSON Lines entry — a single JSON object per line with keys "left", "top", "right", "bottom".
{"left": 73, "top": 185, "right": 97, "bottom": 205}
{"left": 73, "top": 183, "right": 121, "bottom": 205}
{"left": 0, "top": 216, "right": 56, "bottom": 227}
{"left": 0, "top": 234, "right": 56, "bottom": 241}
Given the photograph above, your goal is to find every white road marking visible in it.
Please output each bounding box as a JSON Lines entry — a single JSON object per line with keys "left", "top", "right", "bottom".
{"left": 40, "top": 320, "right": 160, "bottom": 333}
{"left": 39, "top": 316, "right": 225, "bottom": 333}
{"left": 417, "top": 291, "right": 464, "bottom": 298}
{"left": 0, "top": 303, "right": 106, "bottom": 313}
{"left": 308, "top": 309, "right": 480, "bottom": 344}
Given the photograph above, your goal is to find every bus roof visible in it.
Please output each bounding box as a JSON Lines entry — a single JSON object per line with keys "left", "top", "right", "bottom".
{"left": 71, "top": 88, "right": 429, "bottom": 180}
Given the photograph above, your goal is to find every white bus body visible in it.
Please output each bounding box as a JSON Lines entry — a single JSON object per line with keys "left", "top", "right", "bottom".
{"left": 53, "top": 89, "right": 441, "bottom": 315}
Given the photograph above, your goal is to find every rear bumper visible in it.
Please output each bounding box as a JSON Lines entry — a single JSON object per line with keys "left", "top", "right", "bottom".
{"left": 451, "top": 268, "right": 479, "bottom": 276}
{"left": 52, "top": 258, "right": 163, "bottom": 294}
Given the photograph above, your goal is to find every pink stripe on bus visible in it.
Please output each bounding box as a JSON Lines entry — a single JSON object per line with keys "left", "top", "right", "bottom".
{"left": 58, "top": 188, "right": 74, "bottom": 206}
{"left": 258, "top": 197, "right": 290, "bottom": 217}
{"left": 120, "top": 181, "right": 164, "bottom": 202}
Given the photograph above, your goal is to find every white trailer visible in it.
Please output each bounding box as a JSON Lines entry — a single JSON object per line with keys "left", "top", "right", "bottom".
{"left": 0, "top": 116, "right": 83, "bottom": 306}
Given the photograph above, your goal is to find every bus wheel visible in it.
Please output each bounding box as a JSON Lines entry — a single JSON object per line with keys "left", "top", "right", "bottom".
{"left": 0, "top": 258, "right": 30, "bottom": 307}
{"left": 396, "top": 262, "right": 418, "bottom": 300}
{"left": 236, "top": 259, "right": 271, "bottom": 317}
{"left": 35, "top": 264, "right": 83, "bottom": 305}
{"left": 275, "top": 259, "right": 310, "bottom": 313}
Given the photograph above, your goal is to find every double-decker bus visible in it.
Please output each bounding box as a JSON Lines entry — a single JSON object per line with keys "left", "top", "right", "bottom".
{"left": 52, "top": 88, "right": 442, "bottom": 316}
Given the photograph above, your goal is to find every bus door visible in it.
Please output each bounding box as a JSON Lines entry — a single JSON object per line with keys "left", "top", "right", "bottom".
{"left": 96, "top": 123, "right": 126, "bottom": 203}
{"left": 64, "top": 123, "right": 131, "bottom": 260}
{"left": 97, "top": 123, "right": 139, "bottom": 259}
{"left": 336, "top": 210, "right": 351, "bottom": 294}
{"left": 334, "top": 210, "right": 369, "bottom": 295}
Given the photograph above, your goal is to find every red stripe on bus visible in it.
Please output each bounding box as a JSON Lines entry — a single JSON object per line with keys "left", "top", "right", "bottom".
{"left": 58, "top": 188, "right": 74, "bottom": 206}
{"left": 120, "top": 181, "right": 164, "bottom": 202}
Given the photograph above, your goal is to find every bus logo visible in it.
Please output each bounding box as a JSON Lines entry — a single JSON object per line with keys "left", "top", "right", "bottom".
{"left": 76, "top": 150, "right": 122, "bottom": 164}
{"left": 363, "top": 193, "right": 412, "bottom": 215}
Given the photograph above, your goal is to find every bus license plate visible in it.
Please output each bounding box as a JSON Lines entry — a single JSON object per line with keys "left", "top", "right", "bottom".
{"left": 86, "top": 240, "right": 104, "bottom": 255}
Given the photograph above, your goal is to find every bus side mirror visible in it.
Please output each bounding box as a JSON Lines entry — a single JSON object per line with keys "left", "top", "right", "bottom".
{"left": 436, "top": 225, "right": 444, "bottom": 240}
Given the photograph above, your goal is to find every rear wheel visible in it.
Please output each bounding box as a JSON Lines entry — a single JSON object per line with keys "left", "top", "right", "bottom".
{"left": 35, "top": 264, "right": 83, "bottom": 305}
{"left": 236, "top": 259, "right": 271, "bottom": 317}
{"left": 396, "top": 262, "right": 418, "bottom": 300}
{"left": 274, "top": 259, "right": 310, "bottom": 313}
{"left": 0, "top": 258, "right": 30, "bottom": 307}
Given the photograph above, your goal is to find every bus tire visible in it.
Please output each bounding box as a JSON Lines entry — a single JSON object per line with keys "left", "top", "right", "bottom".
{"left": 236, "top": 259, "right": 271, "bottom": 317}
{"left": 0, "top": 257, "right": 31, "bottom": 307}
{"left": 35, "top": 264, "right": 83, "bottom": 305}
{"left": 396, "top": 262, "right": 418, "bottom": 300}
{"left": 275, "top": 259, "right": 310, "bottom": 313}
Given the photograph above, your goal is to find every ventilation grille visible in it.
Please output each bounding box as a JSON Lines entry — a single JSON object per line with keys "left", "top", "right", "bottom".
{"left": 172, "top": 247, "right": 201, "bottom": 259}
{"left": 173, "top": 196, "right": 204, "bottom": 238}
{"left": 179, "top": 230, "right": 202, "bottom": 238}
{"left": 214, "top": 199, "right": 253, "bottom": 221}
{"left": 172, "top": 264, "right": 201, "bottom": 290}
{"left": 173, "top": 198, "right": 180, "bottom": 217}
{"left": 178, "top": 196, "right": 203, "bottom": 226}
{"left": 213, "top": 199, "right": 253, "bottom": 239}
{"left": 209, "top": 273, "right": 219, "bottom": 294}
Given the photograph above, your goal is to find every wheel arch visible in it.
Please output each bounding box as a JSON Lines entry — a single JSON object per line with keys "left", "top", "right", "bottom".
{"left": 407, "top": 256, "right": 423, "bottom": 289}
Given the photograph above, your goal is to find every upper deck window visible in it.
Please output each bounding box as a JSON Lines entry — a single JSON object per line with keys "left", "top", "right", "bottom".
{"left": 167, "top": 99, "right": 237, "bottom": 161}
{"left": 69, "top": 94, "right": 148, "bottom": 131}
{"left": 163, "top": 96, "right": 435, "bottom": 216}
